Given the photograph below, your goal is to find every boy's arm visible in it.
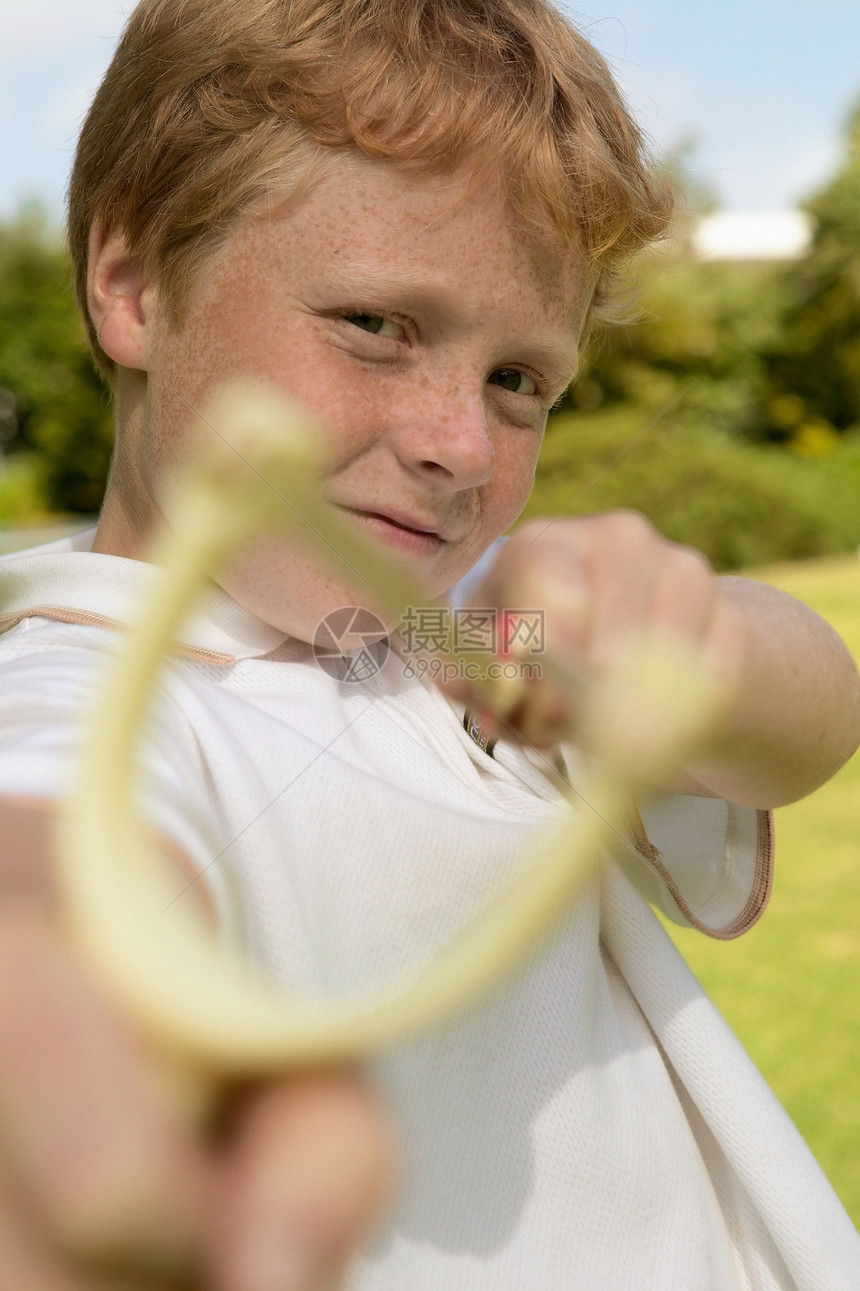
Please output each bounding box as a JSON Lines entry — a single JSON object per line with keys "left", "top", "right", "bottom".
{"left": 685, "top": 575, "right": 860, "bottom": 806}
{"left": 0, "top": 796, "right": 392, "bottom": 1290}
{"left": 470, "top": 513, "right": 860, "bottom": 809}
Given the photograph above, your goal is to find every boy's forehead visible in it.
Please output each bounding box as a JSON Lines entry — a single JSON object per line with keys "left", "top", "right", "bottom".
{"left": 237, "top": 153, "right": 591, "bottom": 324}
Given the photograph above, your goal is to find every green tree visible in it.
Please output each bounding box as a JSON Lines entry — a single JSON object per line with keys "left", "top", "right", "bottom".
{"left": 563, "top": 254, "right": 789, "bottom": 444}
{"left": 0, "top": 203, "right": 113, "bottom": 517}
{"left": 559, "top": 144, "right": 790, "bottom": 444}
{"left": 760, "top": 98, "right": 860, "bottom": 444}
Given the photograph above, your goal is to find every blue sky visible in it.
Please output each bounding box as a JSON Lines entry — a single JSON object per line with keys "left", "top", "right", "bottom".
{"left": 2, "top": 0, "right": 859, "bottom": 223}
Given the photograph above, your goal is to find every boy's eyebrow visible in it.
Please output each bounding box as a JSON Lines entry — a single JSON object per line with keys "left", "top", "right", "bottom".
{"left": 320, "top": 266, "right": 482, "bottom": 320}
{"left": 533, "top": 341, "right": 582, "bottom": 389}
{"left": 321, "top": 269, "right": 582, "bottom": 385}
{"left": 497, "top": 335, "right": 582, "bottom": 392}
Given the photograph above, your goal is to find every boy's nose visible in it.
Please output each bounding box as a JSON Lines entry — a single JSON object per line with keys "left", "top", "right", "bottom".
{"left": 393, "top": 393, "right": 496, "bottom": 491}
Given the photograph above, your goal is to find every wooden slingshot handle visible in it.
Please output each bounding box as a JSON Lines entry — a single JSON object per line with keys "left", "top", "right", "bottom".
{"left": 53, "top": 383, "right": 719, "bottom": 1088}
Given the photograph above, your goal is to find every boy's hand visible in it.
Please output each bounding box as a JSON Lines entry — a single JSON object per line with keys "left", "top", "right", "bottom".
{"left": 455, "top": 511, "right": 860, "bottom": 807}
{"left": 462, "top": 511, "right": 744, "bottom": 756}
{"left": 0, "top": 799, "right": 393, "bottom": 1291}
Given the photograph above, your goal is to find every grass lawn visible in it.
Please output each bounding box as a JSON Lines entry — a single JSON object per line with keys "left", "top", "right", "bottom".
{"left": 667, "top": 554, "right": 860, "bottom": 1226}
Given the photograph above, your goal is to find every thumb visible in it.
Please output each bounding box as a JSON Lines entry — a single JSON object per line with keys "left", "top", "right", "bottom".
{"left": 207, "top": 1071, "right": 395, "bottom": 1291}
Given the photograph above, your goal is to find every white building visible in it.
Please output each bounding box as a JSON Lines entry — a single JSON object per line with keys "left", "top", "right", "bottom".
{"left": 691, "top": 210, "right": 814, "bottom": 261}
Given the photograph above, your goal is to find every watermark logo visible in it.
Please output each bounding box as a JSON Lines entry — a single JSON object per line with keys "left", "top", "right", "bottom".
{"left": 313, "top": 605, "right": 545, "bottom": 685}
{"left": 400, "top": 606, "right": 545, "bottom": 684}
{"left": 312, "top": 606, "right": 390, "bottom": 682}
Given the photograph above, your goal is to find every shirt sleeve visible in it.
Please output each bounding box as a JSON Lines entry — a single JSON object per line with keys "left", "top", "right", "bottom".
{"left": 0, "top": 618, "right": 245, "bottom": 943}
{"left": 615, "top": 790, "right": 774, "bottom": 940}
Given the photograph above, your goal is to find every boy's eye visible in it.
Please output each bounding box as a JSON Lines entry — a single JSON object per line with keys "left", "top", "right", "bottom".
{"left": 344, "top": 312, "right": 403, "bottom": 340}
{"left": 489, "top": 367, "right": 538, "bottom": 397}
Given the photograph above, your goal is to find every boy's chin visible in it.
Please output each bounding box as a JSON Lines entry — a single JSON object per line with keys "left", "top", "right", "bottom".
{"left": 214, "top": 563, "right": 402, "bottom": 647}
{"left": 214, "top": 536, "right": 460, "bottom": 647}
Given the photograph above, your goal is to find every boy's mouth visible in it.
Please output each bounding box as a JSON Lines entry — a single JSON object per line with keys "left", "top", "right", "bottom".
{"left": 338, "top": 505, "right": 446, "bottom": 556}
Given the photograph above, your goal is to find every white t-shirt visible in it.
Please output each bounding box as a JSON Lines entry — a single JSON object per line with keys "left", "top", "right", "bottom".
{"left": 1, "top": 529, "right": 858, "bottom": 1291}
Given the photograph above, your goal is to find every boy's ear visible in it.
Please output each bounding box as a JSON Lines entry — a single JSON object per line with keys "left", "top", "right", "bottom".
{"left": 87, "top": 222, "right": 156, "bottom": 371}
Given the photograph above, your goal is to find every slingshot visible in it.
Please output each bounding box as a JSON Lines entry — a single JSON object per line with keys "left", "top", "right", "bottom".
{"left": 54, "top": 384, "right": 719, "bottom": 1097}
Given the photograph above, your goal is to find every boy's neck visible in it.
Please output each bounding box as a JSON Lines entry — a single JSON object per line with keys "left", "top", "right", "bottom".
{"left": 92, "top": 369, "right": 155, "bottom": 562}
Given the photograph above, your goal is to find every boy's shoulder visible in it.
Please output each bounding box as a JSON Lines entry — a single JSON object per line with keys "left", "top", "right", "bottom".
{"left": 0, "top": 528, "right": 285, "bottom": 665}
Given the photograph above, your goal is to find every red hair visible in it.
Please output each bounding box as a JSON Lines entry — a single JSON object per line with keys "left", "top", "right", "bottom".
{"left": 68, "top": 0, "right": 672, "bottom": 381}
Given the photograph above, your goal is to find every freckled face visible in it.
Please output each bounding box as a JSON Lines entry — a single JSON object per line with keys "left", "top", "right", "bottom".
{"left": 140, "top": 156, "right": 591, "bottom": 639}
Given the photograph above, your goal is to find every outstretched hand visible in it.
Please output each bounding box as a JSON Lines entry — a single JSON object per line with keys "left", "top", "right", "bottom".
{"left": 0, "top": 799, "right": 393, "bottom": 1291}
{"left": 453, "top": 511, "right": 744, "bottom": 762}
{"left": 448, "top": 511, "right": 860, "bottom": 807}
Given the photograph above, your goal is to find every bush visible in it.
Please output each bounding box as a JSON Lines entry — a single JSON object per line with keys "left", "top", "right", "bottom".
{"left": 524, "top": 409, "right": 860, "bottom": 570}
{"left": 0, "top": 204, "right": 113, "bottom": 519}
{"left": 563, "top": 256, "right": 790, "bottom": 445}
{"left": 0, "top": 454, "right": 52, "bottom": 526}
{"left": 761, "top": 100, "right": 860, "bottom": 441}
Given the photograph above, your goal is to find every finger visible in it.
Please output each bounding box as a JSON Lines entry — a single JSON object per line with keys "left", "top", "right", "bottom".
{"left": 0, "top": 1169, "right": 89, "bottom": 1291}
{"left": 502, "top": 675, "right": 572, "bottom": 749}
{"left": 207, "top": 1071, "right": 395, "bottom": 1291}
{"left": 647, "top": 543, "right": 718, "bottom": 646}
{"left": 481, "top": 526, "right": 593, "bottom": 657}
{"left": 0, "top": 906, "right": 206, "bottom": 1272}
{"left": 572, "top": 513, "right": 658, "bottom": 665}
{"left": 0, "top": 797, "right": 58, "bottom": 905}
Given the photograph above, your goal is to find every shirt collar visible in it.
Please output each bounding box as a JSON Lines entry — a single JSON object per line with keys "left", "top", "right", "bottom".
{"left": 0, "top": 526, "right": 288, "bottom": 664}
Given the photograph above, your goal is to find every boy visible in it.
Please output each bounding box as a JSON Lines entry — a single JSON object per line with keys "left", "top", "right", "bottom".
{"left": 0, "top": 2, "right": 859, "bottom": 1289}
